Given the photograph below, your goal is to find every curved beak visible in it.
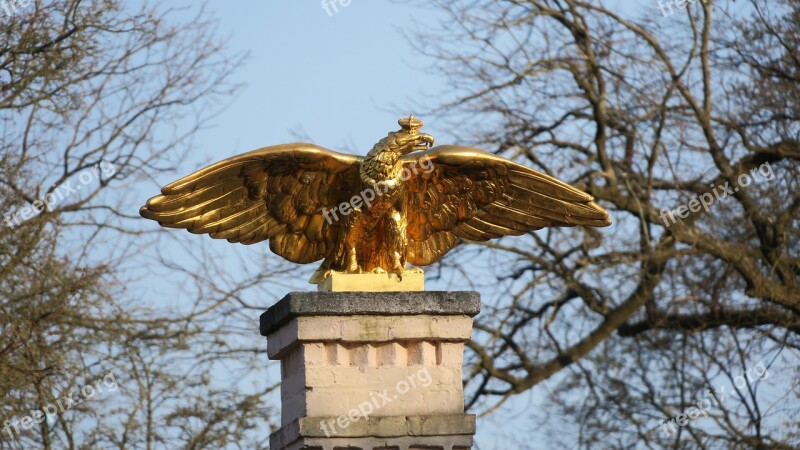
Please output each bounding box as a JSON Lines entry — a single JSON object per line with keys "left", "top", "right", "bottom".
{"left": 413, "top": 133, "right": 435, "bottom": 151}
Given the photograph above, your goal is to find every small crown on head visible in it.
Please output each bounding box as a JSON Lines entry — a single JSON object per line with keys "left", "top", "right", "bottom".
{"left": 398, "top": 114, "right": 423, "bottom": 134}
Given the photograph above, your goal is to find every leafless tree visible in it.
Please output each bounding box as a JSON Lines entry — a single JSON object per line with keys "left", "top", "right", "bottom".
{"left": 0, "top": 1, "right": 292, "bottom": 449}
{"left": 410, "top": 0, "right": 799, "bottom": 448}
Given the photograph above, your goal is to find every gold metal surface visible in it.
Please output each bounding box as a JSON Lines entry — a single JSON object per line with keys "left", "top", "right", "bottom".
{"left": 318, "top": 270, "right": 424, "bottom": 292}
{"left": 140, "top": 116, "right": 611, "bottom": 284}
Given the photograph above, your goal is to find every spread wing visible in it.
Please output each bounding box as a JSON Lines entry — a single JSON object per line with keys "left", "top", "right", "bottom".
{"left": 140, "top": 143, "right": 362, "bottom": 264}
{"left": 401, "top": 145, "right": 611, "bottom": 265}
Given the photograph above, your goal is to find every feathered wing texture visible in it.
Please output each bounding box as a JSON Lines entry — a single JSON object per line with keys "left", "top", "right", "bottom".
{"left": 140, "top": 143, "right": 363, "bottom": 264}
{"left": 401, "top": 145, "right": 611, "bottom": 266}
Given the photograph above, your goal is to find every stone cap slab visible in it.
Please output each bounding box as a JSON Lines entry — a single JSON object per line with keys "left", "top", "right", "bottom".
{"left": 261, "top": 291, "right": 480, "bottom": 337}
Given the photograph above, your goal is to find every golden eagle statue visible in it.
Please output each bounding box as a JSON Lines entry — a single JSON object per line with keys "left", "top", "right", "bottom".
{"left": 140, "top": 116, "right": 611, "bottom": 284}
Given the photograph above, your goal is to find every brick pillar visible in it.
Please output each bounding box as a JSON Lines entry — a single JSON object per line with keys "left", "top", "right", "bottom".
{"left": 260, "top": 291, "right": 479, "bottom": 450}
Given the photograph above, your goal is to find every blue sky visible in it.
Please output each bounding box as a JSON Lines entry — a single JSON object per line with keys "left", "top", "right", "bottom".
{"left": 187, "top": 0, "right": 450, "bottom": 163}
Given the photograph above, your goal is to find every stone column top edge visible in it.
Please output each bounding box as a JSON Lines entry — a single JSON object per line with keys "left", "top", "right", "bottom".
{"left": 260, "top": 291, "right": 481, "bottom": 337}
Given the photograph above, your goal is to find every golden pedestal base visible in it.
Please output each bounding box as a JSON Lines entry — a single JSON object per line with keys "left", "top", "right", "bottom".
{"left": 318, "top": 270, "right": 424, "bottom": 292}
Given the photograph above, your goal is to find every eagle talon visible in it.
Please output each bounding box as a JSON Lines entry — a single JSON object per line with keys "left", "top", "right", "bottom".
{"left": 391, "top": 252, "right": 404, "bottom": 281}
{"left": 391, "top": 268, "right": 403, "bottom": 281}
{"left": 346, "top": 247, "right": 359, "bottom": 273}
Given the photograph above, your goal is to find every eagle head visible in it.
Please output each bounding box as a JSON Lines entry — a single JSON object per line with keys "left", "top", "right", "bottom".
{"left": 390, "top": 114, "right": 434, "bottom": 155}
